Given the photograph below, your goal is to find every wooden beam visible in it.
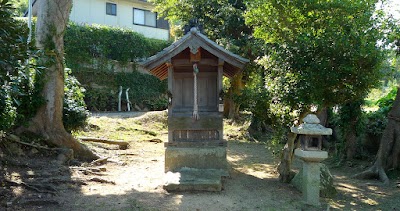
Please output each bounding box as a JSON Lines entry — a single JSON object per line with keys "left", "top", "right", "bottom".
{"left": 190, "top": 48, "right": 201, "bottom": 62}
{"left": 168, "top": 60, "right": 173, "bottom": 118}
{"left": 151, "top": 64, "right": 168, "bottom": 80}
{"left": 172, "top": 58, "right": 218, "bottom": 67}
{"left": 218, "top": 58, "right": 224, "bottom": 94}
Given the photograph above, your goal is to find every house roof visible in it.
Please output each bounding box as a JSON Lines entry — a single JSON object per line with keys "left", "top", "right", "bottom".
{"left": 140, "top": 27, "right": 249, "bottom": 80}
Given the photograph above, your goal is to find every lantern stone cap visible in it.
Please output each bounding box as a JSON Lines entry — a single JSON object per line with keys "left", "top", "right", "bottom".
{"left": 302, "top": 114, "right": 320, "bottom": 124}
{"left": 290, "top": 114, "right": 332, "bottom": 135}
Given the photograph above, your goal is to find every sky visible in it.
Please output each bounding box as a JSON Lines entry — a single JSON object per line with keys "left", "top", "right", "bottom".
{"left": 379, "top": 0, "right": 400, "bottom": 20}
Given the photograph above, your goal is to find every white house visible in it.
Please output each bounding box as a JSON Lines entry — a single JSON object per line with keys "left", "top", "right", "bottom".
{"left": 26, "top": 0, "right": 170, "bottom": 40}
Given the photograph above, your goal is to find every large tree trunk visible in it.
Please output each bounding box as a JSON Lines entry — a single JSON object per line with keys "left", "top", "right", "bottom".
{"left": 278, "top": 132, "right": 298, "bottom": 183}
{"left": 354, "top": 87, "right": 400, "bottom": 184}
{"left": 224, "top": 73, "right": 244, "bottom": 119}
{"left": 278, "top": 111, "right": 309, "bottom": 183}
{"left": 345, "top": 121, "right": 357, "bottom": 160}
{"left": 341, "top": 101, "right": 362, "bottom": 160}
{"left": 22, "top": 0, "right": 97, "bottom": 161}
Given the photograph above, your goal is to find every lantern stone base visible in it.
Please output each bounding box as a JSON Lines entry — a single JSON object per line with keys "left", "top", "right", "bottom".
{"left": 294, "top": 149, "right": 328, "bottom": 206}
{"left": 291, "top": 164, "right": 337, "bottom": 199}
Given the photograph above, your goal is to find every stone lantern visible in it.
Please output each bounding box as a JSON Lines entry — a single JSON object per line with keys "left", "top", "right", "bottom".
{"left": 291, "top": 114, "right": 332, "bottom": 206}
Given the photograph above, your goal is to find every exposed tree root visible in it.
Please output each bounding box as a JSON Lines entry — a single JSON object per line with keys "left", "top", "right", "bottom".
{"left": 78, "top": 137, "right": 129, "bottom": 150}
{"left": 72, "top": 166, "right": 108, "bottom": 176}
{"left": 16, "top": 125, "right": 99, "bottom": 161}
{"left": 5, "top": 134, "right": 57, "bottom": 151}
{"left": 89, "top": 177, "right": 115, "bottom": 185}
{"left": 4, "top": 179, "right": 58, "bottom": 195}
{"left": 147, "top": 139, "right": 163, "bottom": 143}
{"left": 90, "top": 157, "right": 109, "bottom": 165}
{"left": 353, "top": 164, "right": 389, "bottom": 185}
{"left": 353, "top": 87, "right": 400, "bottom": 185}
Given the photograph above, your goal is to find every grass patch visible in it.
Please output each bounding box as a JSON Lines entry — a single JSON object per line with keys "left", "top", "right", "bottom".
{"left": 73, "top": 111, "right": 168, "bottom": 142}
{"left": 74, "top": 110, "right": 283, "bottom": 158}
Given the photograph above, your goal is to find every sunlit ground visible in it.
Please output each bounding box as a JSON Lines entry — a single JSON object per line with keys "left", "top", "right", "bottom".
{"left": 62, "top": 111, "right": 400, "bottom": 210}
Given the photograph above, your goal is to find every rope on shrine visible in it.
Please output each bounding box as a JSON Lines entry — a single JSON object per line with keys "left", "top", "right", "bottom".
{"left": 193, "top": 63, "right": 199, "bottom": 120}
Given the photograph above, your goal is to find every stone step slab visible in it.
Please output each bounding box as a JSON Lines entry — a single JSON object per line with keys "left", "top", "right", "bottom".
{"left": 163, "top": 168, "right": 227, "bottom": 192}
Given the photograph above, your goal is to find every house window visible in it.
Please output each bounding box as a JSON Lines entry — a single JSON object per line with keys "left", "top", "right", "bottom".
{"left": 106, "top": 3, "right": 117, "bottom": 16}
{"left": 133, "top": 8, "right": 156, "bottom": 27}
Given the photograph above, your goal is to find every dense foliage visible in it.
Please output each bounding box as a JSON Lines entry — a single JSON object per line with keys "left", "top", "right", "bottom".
{"left": 366, "top": 86, "right": 398, "bottom": 136}
{"left": 9, "top": 0, "right": 26, "bottom": 16}
{"left": 64, "top": 23, "right": 171, "bottom": 111}
{"left": 63, "top": 68, "right": 90, "bottom": 132}
{"left": 0, "top": 1, "right": 94, "bottom": 132}
{"left": 328, "top": 85, "right": 399, "bottom": 161}
{"left": 74, "top": 70, "right": 168, "bottom": 111}
{"left": 151, "top": 0, "right": 251, "bottom": 51}
{"left": 64, "top": 23, "right": 170, "bottom": 68}
{"left": 246, "top": 0, "right": 387, "bottom": 110}
{"left": 0, "top": 0, "right": 41, "bottom": 131}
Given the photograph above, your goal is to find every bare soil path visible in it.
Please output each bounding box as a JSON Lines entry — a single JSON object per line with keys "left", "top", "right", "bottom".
{"left": 1, "top": 111, "right": 399, "bottom": 210}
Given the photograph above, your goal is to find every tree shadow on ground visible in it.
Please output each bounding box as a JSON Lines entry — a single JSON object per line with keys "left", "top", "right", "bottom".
{"left": 3, "top": 139, "right": 398, "bottom": 210}
{"left": 49, "top": 141, "right": 306, "bottom": 211}
{"left": 0, "top": 149, "right": 77, "bottom": 210}
{"left": 1, "top": 139, "right": 306, "bottom": 210}
{"left": 329, "top": 165, "right": 400, "bottom": 210}
{"left": 58, "top": 170, "right": 303, "bottom": 211}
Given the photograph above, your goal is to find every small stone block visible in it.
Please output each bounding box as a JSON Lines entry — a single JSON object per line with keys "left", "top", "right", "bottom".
{"left": 163, "top": 169, "right": 224, "bottom": 192}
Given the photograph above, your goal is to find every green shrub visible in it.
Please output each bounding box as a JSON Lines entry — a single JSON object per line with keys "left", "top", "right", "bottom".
{"left": 0, "top": 87, "right": 17, "bottom": 130}
{"left": 64, "top": 23, "right": 171, "bottom": 67}
{"left": 75, "top": 70, "right": 168, "bottom": 111}
{"left": 115, "top": 71, "right": 167, "bottom": 110}
{"left": 330, "top": 87, "right": 398, "bottom": 158}
{"left": 63, "top": 69, "right": 90, "bottom": 132}
{"left": 0, "top": 0, "right": 21, "bottom": 130}
{"left": 85, "top": 88, "right": 116, "bottom": 111}
{"left": 0, "top": 0, "right": 43, "bottom": 130}
{"left": 365, "top": 86, "right": 397, "bottom": 137}
{"left": 365, "top": 109, "right": 388, "bottom": 136}
{"left": 376, "top": 86, "right": 397, "bottom": 115}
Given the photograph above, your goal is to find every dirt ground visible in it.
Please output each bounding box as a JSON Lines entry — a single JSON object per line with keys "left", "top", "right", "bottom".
{"left": 1, "top": 111, "right": 399, "bottom": 210}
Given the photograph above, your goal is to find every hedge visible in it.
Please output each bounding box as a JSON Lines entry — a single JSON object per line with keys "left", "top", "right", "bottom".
{"left": 64, "top": 23, "right": 171, "bottom": 111}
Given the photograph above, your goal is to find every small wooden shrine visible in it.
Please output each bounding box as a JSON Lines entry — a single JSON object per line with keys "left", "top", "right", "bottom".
{"left": 141, "top": 27, "right": 248, "bottom": 191}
